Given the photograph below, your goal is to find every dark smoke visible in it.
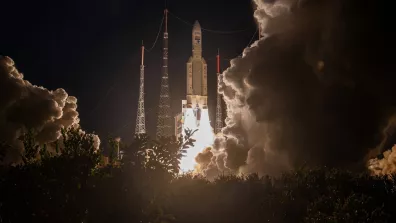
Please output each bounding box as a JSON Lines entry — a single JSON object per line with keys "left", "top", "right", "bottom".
{"left": 0, "top": 56, "right": 100, "bottom": 164}
{"left": 197, "top": 0, "right": 394, "bottom": 178}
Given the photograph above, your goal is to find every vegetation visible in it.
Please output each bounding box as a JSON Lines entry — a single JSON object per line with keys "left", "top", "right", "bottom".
{"left": 1, "top": 128, "right": 396, "bottom": 223}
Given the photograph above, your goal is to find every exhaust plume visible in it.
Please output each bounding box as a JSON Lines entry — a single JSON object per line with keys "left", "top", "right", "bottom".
{"left": 197, "top": 0, "right": 394, "bottom": 178}
{"left": 0, "top": 56, "right": 100, "bottom": 164}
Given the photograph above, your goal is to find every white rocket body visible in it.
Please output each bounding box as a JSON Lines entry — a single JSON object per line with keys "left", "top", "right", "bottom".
{"left": 186, "top": 21, "right": 207, "bottom": 111}
{"left": 175, "top": 20, "right": 211, "bottom": 139}
{"left": 185, "top": 21, "right": 208, "bottom": 128}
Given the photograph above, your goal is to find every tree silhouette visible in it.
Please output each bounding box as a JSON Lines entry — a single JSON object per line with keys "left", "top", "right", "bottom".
{"left": 0, "top": 142, "right": 9, "bottom": 162}
{"left": 2, "top": 127, "right": 396, "bottom": 223}
{"left": 121, "top": 129, "right": 196, "bottom": 175}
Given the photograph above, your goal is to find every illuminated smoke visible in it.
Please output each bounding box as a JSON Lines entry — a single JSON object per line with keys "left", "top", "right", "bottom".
{"left": 180, "top": 108, "right": 215, "bottom": 172}
{"left": 368, "top": 116, "right": 396, "bottom": 175}
{"left": 368, "top": 145, "right": 396, "bottom": 176}
{"left": 196, "top": 0, "right": 394, "bottom": 178}
{"left": 0, "top": 56, "right": 100, "bottom": 164}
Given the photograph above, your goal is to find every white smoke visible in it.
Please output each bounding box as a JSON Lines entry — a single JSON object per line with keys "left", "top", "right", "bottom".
{"left": 196, "top": 0, "right": 394, "bottom": 179}
{"left": 0, "top": 56, "right": 100, "bottom": 164}
{"left": 368, "top": 145, "right": 396, "bottom": 175}
{"left": 367, "top": 116, "right": 396, "bottom": 176}
{"left": 196, "top": 0, "right": 296, "bottom": 179}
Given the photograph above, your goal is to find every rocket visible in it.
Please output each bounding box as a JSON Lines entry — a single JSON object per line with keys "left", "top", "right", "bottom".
{"left": 176, "top": 20, "right": 213, "bottom": 138}
{"left": 177, "top": 21, "right": 216, "bottom": 171}
{"left": 186, "top": 20, "right": 208, "bottom": 111}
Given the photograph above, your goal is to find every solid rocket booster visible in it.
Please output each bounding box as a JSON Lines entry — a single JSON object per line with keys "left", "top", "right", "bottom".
{"left": 186, "top": 20, "right": 208, "bottom": 109}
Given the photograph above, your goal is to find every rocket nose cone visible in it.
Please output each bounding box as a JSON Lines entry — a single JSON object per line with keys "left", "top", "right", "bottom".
{"left": 193, "top": 20, "right": 201, "bottom": 30}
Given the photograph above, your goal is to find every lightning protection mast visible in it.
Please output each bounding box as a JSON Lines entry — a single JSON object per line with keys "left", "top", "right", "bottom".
{"left": 156, "top": 9, "right": 173, "bottom": 139}
{"left": 215, "top": 49, "right": 223, "bottom": 134}
{"left": 135, "top": 42, "right": 146, "bottom": 134}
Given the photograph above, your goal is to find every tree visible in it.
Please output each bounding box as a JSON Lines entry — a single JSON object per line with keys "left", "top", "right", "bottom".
{"left": 21, "top": 129, "right": 43, "bottom": 164}
{"left": 0, "top": 142, "right": 9, "bottom": 163}
{"left": 121, "top": 129, "right": 196, "bottom": 175}
{"left": 0, "top": 127, "right": 102, "bottom": 223}
{"left": 305, "top": 193, "right": 389, "bottom": 222}
{"left": 107, "top": 136, "right": 120, "bottom": 165}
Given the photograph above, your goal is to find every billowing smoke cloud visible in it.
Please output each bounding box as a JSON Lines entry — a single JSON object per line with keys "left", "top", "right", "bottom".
{"left": 368, "top": 116, "right": 396, "bottom": 175}
{"left": 0, "top": 56, "right": 100, "bottom": 164}
{"left": 197, "top": 0, "right": 394, "bottom": 178}
{"left": 195, "top": 147, "right": 213, "bottom": 170}
{"left": 368, "top": 145, "right": 396, "bottom": 175}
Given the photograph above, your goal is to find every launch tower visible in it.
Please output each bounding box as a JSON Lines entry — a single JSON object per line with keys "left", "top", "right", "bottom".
{"left": 135, "top": 42, "right": 146, "bottom": 134}
{"left": 215, "top": 50, "right": 223, "bottom": 134}
{"left": 156, "top": 9, "right": 173, "bottom": 138}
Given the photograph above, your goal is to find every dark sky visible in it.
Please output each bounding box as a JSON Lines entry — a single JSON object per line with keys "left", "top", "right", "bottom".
{"left": 0, "top": 0, "right": 257, "bottom": 141}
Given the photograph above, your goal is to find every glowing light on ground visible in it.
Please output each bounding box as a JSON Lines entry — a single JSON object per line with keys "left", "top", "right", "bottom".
{"left": 180, "top": 108, "right": 215, "bottom": 172}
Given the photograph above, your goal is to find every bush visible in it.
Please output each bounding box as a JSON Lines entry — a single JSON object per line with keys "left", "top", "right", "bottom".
{"left": 1, "top": 129, "right": 396, "bottom": 223}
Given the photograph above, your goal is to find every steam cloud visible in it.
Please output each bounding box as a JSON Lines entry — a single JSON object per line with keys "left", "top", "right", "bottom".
{"left": 0, "top": 56, "right": 100, "bottom": 164}
{"left": 196, "top": 0, "right": 394, "bottom": 179}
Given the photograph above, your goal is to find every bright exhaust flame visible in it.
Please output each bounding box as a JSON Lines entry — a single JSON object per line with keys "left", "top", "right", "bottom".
{"left": 180, "top": 108, "right": 215, "bottom": 172}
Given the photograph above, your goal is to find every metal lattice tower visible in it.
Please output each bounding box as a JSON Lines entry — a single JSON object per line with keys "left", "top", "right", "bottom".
{"left": 156, "top": 9, "right": 173, "bottom": 138}
{"left": 215, "top": 49, "right": 224, "bottom": 134}
{"left": 135, "top": 42, "right": 146, "bottom": 134}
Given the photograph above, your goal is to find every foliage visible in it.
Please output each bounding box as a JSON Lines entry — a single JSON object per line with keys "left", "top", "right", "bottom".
{"left": 147, "top": 129, "right": 195, "bottom": 175}
{"left": 0, "top": 127, "right": 102, "bottom": 222}
{"left": 21, "top": 129, "right": 43, "bottom": 164}
{"left": 107, "top": 136, "right": 120, "bottom": 165}
{"left": 60, "top": 127, "right": 101, "bottom": 164}
{"left": 2, "top": 128, "right": 396, "bottom": 223}
{"left": 122, "top": 129, "right": 195, "bottom": 175}
{"left": 305, "top": 193, "right": 388, "bottom": 223}
{"left": 0, "top": 142, "right": 9, "bottom": 162}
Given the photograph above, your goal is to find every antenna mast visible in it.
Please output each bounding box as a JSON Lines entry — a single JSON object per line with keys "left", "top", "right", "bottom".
{"left": 135, "top": 41, "right": 146, "bottom": 134}
{"left": 215, "top": 49, "right": 223, "bottom": 134}
{"left": 156, "top": 9, "right": 173, "bottom": 138}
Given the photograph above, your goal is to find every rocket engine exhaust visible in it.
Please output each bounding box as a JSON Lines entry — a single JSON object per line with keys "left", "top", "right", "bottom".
{"left": 180, "top": 108, "right": 214, "bottom": 172}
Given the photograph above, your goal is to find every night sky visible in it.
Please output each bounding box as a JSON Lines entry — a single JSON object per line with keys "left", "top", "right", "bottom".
{"left": 0, "top": 0, "right": 257, "bottom": 141}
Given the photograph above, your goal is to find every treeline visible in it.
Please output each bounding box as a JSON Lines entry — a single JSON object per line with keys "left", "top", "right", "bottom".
{"left": 1, "top": 128, "right": 396, "bottom": 223}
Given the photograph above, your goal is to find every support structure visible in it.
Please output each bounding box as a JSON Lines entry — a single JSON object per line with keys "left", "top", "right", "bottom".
{"left": 215, "top": 49, "right": 223, "bottom": 134}
{"left": 156, "top": 9, "right": 173, "bottom": 138}
{"left": 135, "top": 42, "right": 146, "bottom": 134}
